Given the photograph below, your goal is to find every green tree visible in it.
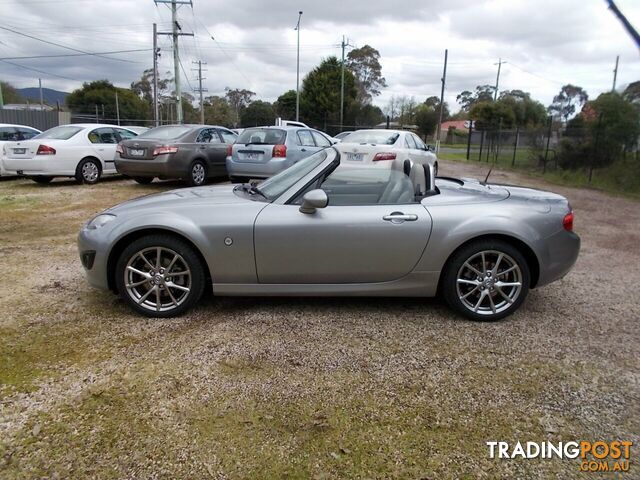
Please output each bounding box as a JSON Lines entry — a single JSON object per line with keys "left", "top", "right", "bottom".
{"left": 301, "top": 56, "right": 356, "bottom": 128}
{"left": 130, "top": 68, "right": 172, "bottom": 104}
{"left": 225, "top": 88, "right": 255, "bottom": 127}
{"left": 548, "top": 84, "right": 588, "bottom": 123}
{"left": 66, "top": 80, "right": 149, "bottom": 123}
{"left": 240, "top": 100, "right": 275, "bottom": 127}
{"left": 345, "top": 102, "right": 385, "bottom": 127}
{"left": 414, "top": 104, "right": 439, "bottom": 139}
{"left": 0, "top": 81, "right": 25, "bottom": 104}
{"left": 275, "top": 90, "right": 297, "bottom": 120}
{"left": 346, "top": 45, "right": 387, "bottom": 104}
{"left": 456, "top": 85, "right": 495, "bottom": 111}
{"left": 204, "top": 96, "right": 233, "bottom": 126}
{"left": 424, "top": 95, "right": 450, "bottom": 120}
{"left": 498, "top": 90, "right": 547, "bottom": 127}
{"left": 470, "top": 101, "right": 516, "bottom": 130}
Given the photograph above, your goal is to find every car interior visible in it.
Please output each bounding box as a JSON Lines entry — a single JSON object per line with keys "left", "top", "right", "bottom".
{"left": 293, "top": 160, "right": 436, "bottom": 206}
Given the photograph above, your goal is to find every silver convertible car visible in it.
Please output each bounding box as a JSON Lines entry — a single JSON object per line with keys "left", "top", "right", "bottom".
{"left": 78, "top": 147, "right": 580, "bottom": 321}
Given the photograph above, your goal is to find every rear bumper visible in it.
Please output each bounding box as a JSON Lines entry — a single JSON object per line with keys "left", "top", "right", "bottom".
{"left": 3, "top": 157, "right": 75, "bottom": 176}
{"left": 226, "top": 156, "right": 293, "bottom": 178}
{"left": 115, "top": 155, "right": 182, "bottom": 178}
{"left": 536, "top": 230, "right": 581, "bottom": 287}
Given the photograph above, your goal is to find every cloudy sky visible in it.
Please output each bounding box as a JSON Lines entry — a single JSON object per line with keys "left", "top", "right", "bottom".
{"left": 0, "top": 0, "right": 638, "bottom": 113}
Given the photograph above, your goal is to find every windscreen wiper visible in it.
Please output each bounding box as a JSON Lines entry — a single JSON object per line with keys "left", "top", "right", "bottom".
{"left": 244, "top": 141, "right": 266, "bottom": 146}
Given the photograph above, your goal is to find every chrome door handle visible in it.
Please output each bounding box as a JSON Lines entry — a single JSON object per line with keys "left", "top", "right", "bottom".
{"left": 383, "top": 212, "right": 418, "bottom": 223}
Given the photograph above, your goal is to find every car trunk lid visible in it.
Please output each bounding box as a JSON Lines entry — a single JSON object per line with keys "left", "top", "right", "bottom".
{"left": 119, "top": 139, "right": 165, "bottom": 160}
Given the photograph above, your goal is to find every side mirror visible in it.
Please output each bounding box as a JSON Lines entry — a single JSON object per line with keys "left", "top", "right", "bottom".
{"left": 426, "top": 145, "right": 435, "bottom": 152}
{"left": 299, "top": 189, "right": 328, "bottom": 214}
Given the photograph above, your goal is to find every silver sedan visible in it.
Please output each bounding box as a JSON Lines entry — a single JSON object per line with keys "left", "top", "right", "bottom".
{"left": 78, "top": 147, "right": 580, "bottom": 321}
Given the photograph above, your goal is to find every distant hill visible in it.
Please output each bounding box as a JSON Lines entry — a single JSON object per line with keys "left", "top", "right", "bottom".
{"left": 16, "top": 87, "right": 69, "bottom": 106}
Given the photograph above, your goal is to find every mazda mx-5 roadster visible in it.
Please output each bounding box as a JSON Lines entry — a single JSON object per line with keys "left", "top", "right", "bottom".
{"left": 78, "top": 147, "right": 579, "bottom": 321}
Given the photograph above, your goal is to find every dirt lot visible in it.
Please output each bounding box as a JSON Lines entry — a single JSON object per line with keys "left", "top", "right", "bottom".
{"left": 0, "top": 161, "right": 638, "bottom": 479}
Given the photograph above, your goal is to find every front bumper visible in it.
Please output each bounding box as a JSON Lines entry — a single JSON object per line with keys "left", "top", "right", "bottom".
{"left": 77, "top": 227, "right": 112, "bottom": 290}
{"left": 536, "top": 229, "right": 581, "bottom": 287}
{"left": 226, "top": 156, "right": 293, "bottom": 178}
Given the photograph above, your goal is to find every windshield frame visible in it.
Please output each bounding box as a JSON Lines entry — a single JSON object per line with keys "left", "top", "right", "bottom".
{"left": 251, "top": 149, "right": 333, "bottom": 202}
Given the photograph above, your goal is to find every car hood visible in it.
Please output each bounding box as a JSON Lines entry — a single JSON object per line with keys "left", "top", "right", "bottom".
{"left": 106, "top": 184, "right": 253, "bottom": 214}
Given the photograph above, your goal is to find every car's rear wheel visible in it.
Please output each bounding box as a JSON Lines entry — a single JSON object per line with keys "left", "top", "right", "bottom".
{"left": 115, "top": 235, "right": 206, "bottom": 317}
{"left": 31, "top": 176, "right": 53, "bottom": 184}
{"left": 133, "top": 176, "right": 154, "bottom": 185}
{"left": 187, "top": 160, "right": 207, "bottom": 186}
{"left": 76, "top": 158, "right": 101, "bottom": 184}
{"left": 442, "top": 239, "right": 530, "bottom": 321}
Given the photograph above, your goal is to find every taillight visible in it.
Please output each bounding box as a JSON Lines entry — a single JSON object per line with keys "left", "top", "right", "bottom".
{"left": 36, "top": 144, "right": 56, "bottom": 155}
{"left": 226, "top": 144, "right": 233, "bottom": 156}
{"left": 153, "top": 145, "right": 178, "bottom": 156}
{"left": 563, "top": 211, "right": 574, "bottom": 231}
{"left": 272, "top": 144, "right": 287, "bottom": 158}
{"left": 116, "top": 143, "right": 124, "bottom": 155}
{"left": 373, "top": 152, "right": 396, "bottom": 161}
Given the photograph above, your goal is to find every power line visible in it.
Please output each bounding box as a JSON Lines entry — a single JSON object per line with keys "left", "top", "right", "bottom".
{"left": 0, "top": 25, "right": 139, "bottom": 63}
{"left": 0, "top": 58, "right": 79, "bottom": 81}
{"left": 0, "top": 48, "right": 151, "bottom": 60}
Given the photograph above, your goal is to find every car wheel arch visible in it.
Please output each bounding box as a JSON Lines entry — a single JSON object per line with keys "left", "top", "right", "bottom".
{"left": 106, "top": 227, "right": 212, "bottom": 293}
{"left": 436, "top": 233, "right": 540, "bottom": 294}
{"left": 78, "top": 155, "right": 103, "bottom": 172}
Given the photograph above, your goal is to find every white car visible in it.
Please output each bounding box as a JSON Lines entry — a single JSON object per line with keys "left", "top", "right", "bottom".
{"left": 338, "top": 129, "right": 438, "bottom": 174}
{"left": 3, "top": 123, "right": 138, "bottom": 184}
{"left": 0, "top": 123, "right": 42, "bottom": 176}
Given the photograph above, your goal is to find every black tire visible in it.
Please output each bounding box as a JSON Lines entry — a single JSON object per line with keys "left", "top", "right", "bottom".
{"left": 75, "top": 158, "right": 101, "bottom": 184}
{"left": 229, "top": 176, "right": 249, "bottom": 184}
{"left": 442, "top": 239, "right": 530, "bottom": 321}
{"left": 133, "top": 176, "right": 154, "bottom": 185}
{"left": 115, "top": 234, "right": 206, "bottom": 318}
{"left": 187, "top": 160, "right": 207, "bottom": 186}
{"left": 31, "top": 176, "right": 54, "bottom": 184}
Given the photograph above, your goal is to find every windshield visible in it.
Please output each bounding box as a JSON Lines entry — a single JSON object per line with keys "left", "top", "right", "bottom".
{"left": 138, "top": 125, "right": 192, "bottom": 140}
{"left": 237, "top": 128, "right": 286, "bottom": 145}
{"left": 258, "top": 149, "right": 331, "bottom": 200}
{"left": 35, "top": 126, "right": 83, "bottom": 140}
{"left": 342, "top": 130, "right": 400, "bottom": 145}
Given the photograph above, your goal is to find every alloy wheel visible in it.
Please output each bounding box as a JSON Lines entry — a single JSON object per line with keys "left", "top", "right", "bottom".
{"left": 455, "top": 250, "right": 523, "bottom": 316}
{"left": 123, "top": 246, "right": 192, "bottom": 313}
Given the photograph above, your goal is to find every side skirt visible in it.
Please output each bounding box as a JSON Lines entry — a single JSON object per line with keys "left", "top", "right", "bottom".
{"left": 212, "top": 271, "right": 440, "bottom": 297}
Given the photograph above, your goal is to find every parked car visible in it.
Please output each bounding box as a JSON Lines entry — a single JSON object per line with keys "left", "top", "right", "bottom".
{"left": 334, "top": 131, "right": 353, "bottom": 142}
{"left": 115, "top": 124, "right": 237, "bottom": 186}
{"left": 340, "top": 129, "right": 438, "bottom": 174}
{"left": 226, "top": 126, "right": 335, "bottom": 182}
{"left": 78, "top": 146, "right": 580, "bottom": 321}
{"left": 3, "top": 123, "right": 138, "bottom": 184}
{"left": 0, "top": 123, "right": 41, "bottom": 176}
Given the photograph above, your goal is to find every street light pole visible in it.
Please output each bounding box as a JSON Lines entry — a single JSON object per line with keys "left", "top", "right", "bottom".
{"left": 295, "top": 11, "right": 303, "bottom": 122}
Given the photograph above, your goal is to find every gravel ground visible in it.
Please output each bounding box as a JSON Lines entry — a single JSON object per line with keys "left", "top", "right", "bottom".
{"left": 0, "top": 161, "right": 638, "bottom": 479}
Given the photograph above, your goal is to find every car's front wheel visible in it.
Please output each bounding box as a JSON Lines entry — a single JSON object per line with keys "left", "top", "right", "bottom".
{"left": 76, "top": 158, "right": 101, "bottom": 184}
{"left": 115, "top": 235, "right": 206, "bottom": 317}
{"left": 187, "top": 160, "right": 207, "bottom": 186}
{"left": 442, "top": 239, "right": 530, "bottom": 321}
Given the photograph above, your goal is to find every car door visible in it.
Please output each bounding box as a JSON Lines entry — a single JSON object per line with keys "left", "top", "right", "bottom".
{"left": 411, "top": 133, "right": 432, "bottom": 165}
{"left": 254, "top": 167, "right": 432, "bottom": 284}
{"left": 194, "top": 128, "right": 223, "bottom": 176}
{"left": 403, "top": 132, "right": 421, "bottom": 164}
{"left": 88, "top": 127, "right": 119, "bottom": 172}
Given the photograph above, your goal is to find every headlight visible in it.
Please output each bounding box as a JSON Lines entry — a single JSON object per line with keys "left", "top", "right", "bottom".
{"left": 86, "top": 213, "right": 116, "bottom": 230}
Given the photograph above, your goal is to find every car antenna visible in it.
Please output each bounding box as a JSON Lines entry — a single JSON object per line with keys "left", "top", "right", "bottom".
{"left": 482, "top": 167, "right": 493, "bottom": 185}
